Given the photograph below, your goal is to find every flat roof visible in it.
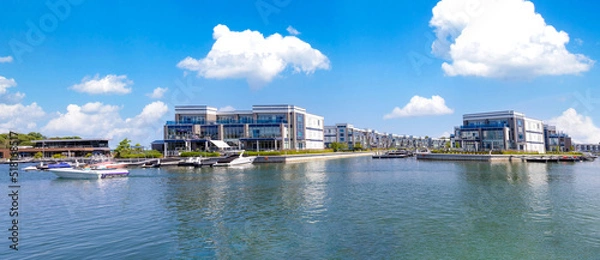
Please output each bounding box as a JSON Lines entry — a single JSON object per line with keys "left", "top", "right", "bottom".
{"left": 31, "top": 139, "right": 109, "bottom": 143}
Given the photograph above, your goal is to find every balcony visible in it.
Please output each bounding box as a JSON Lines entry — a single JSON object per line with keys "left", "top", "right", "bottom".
{"left": 166, "top": 119, "right": 289, "bottom": 125}
{"left": 460, "top": 123, "right": 508, "bottom": 129}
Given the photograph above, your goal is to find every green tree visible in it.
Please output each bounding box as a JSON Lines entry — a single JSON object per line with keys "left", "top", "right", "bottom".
{"left": 353, "top": 142, "right": 363, "bottom": 151}
{"left": 114, "top": 138, "right": 132, "bottom": 158}
{"left": 34, "top": 152, "right": 43, "bottom": 159}
{"left": 329, "top": 142, "right": 348, "bottom": 152}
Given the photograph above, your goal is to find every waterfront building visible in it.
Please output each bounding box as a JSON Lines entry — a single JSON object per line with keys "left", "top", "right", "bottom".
{"left": 3, "top": 139, "right": 111, "bottom": 158}
{"left": 158, "top": 105, "right": 324, "bottom": 155}
{"left": 453, "top": 110, "right": 546, "bottom": 153}
{"left": 324, "top": 123, "right": 442, "bottom": 150}
{"left": 575, "top": 143, "right": 600, "bottom": 153}
{"left": 543, "top": 125, "right": 573, "bottom": 152}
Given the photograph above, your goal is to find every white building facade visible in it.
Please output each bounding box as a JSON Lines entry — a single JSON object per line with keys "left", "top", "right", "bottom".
{"left": 160, "top": 105, "right": 324, "bottom": 155}
{"left": 453, "top": 110, "right": 546, "bottom": 153}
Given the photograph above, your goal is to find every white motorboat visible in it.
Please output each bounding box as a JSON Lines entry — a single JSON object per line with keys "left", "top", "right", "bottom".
{"left": 213, "top": 150, "right": 256, "bottom": 167}
{"left": 49, "top": 168, "right": 129, "bottom": 179}
{"left": 22, "top": 165, "right": 38, "bottom": 171}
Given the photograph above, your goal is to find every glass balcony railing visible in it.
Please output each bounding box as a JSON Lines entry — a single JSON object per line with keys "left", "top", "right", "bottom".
{"left": 166, "top": 119, "right": 289, "bottom": 125}
{"left": 460, "top": 123, "right": 508, "bottom": 129}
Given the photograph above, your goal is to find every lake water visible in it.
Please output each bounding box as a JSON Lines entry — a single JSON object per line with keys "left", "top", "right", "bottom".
{"left": 1, "top": 157, "right": 600, "bottom": 259}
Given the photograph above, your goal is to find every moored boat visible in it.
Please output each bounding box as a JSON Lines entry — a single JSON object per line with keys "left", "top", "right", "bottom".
{"left": 213, "top": 151, "right": 256, "bottom": 167}
{"left": 372, "top": 150, "right": 410, "bottom": 159}
{"left": 49, "top": 168, "right": 129, "bottom": 179}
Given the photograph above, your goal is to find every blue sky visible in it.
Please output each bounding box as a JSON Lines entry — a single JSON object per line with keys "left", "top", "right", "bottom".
{"left": 1, "top": 0, "right": 600, "bottom": 147}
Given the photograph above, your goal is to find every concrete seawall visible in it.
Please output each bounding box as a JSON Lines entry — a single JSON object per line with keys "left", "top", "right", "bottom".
{"left": 415, "top": 153, "right": 514, "bottom": 162}
{"left": 254, "top": 152, "right": 372, "bottom": 164}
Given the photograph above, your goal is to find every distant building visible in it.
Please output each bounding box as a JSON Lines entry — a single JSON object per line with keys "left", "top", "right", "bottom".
{"left": 324, "top": 123, "right": 442, "bottom": 150}
{"left": 2, "top": 139, "right": 111, "bottom": 158}
{"left": 157, "top": 105, "right": 324, "bottom": 155}
{"left": 575, "top": 144, "right": 600, "bottom": 153}
{"left": 453, "top": 110, "right": 546, "bottom": 153}
{"left": 543, "top": 125, "right": 573, "bottom": 152}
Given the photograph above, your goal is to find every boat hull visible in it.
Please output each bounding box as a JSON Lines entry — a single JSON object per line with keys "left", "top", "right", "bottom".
{"left": 213, "top": 156, "right": 256, "bottom": 167}
{"left": 50, "top": 168, "right": 129, "bottom": 179}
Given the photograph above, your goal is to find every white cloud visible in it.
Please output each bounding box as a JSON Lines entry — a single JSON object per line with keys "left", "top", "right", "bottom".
{"left": 0, "top": 103, "right": 46, "bottom": 133}
{"left": 286, "top": 26, "right": 300, "bottom": 35}
{"left": 547, "top": 108, "right": 600, "bottom": 144}
{"left": 0, "top": 56, "right": 13, "bottom": 63}
{"left": 0, "top": 76, "right": 17, "bottom": 95}
{"left": 575, "top": 38, "right": 584, "bottom": 46}
{"left": 430, "top": 0, "right": 594, "bottom": 78}
{"left": 218, "top": 105, "right": 235, "bottom": 112}
{"left": 384, "top": 95, "right": 454, "bottom": 119}
{"left": 71, "top": 74, "right": 133, "bottom": 94}
{"left": 0, "top": 92, "right": 25, "bottom": 104}
{"left": 43, "top": 101, "right": 168, "bottom": 146}
{"left": 177, "top": 24, "right": 330, "bottom": 87}
{"left": 147, "top": 87, "right": 168, "bottom": 99}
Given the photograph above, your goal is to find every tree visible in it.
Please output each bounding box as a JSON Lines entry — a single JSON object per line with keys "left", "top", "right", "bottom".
{"left": 114, "top": 138, "right": 132, "bottom": 158}
{"left": 329, "top": 142, "right": 348, "bottom": 152}
{"left": 353, "top": 142, "right": 364, "bottom": 151}
{"left": 34, "top": 152, "right": 43, "bottom": 159}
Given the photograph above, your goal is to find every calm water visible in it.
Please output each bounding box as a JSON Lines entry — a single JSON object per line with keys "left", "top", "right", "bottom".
{"left": 1, "top": 157, "right": 600, "bottom": 259}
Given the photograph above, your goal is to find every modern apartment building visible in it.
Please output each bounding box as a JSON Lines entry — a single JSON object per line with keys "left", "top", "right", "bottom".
{"left": 575, "top": 144, "right": 600, "bottom": 153}
{"left": 159, "top": 105, "right": 324, "bottom": 155}
{"left": 324, "top": 123, "right": 440, "bottom": 150}
{"left": 453, "top": 110, "right": 546, "bottom": 153}
{"left": 543, "top": 125, "right": 573, "bottom": 152}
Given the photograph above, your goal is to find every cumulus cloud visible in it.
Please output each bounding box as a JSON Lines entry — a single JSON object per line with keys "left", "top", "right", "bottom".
{"left": 0, "top": 92, "right": 25, "bottom": 104}
{"left": 286, "top": 26, "right": 300, "bottom": 35}
{"left": 0, "top": 56, "right": 13, "bottom": 63}
{"left": 71, "top": 74, "right": 133, "bottom": 94}
{"left": 43, "top": 101, "right": 169, "bottom": 145}
{"left": 177, "top": 24, "right": 330, "bottom": 87}
{"left": 384, "top": 95, "right": 454, "bottom": 119}
{"left": 0, "top": 76, "right": 17, "bottom": 95}
{"left": 147, "top": 87, "right": 168, "bottom": 99}
{"left": 430, "top": 0, "right": 594, "bottom": 78}
{"left": 547, "top": 108, "right": 600, "bottom": 144}
{"left": 0, "top": 103, "right": 46, "bottom": 133}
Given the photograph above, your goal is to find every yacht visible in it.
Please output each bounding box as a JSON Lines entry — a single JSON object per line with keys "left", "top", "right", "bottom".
{"left": 213, "top": 150, "right": 256, "bottom": 167}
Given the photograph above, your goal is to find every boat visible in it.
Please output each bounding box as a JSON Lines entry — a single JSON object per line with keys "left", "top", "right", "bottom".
{"left": 557, "top": 156, "right": 582, "bottom": 162}
{"left": 525, "top": 157, "right": 559, "bottom": 163}
{"left": 90, "top": 161, "right": 129, "bottom": 169}
{"left": 37, "top": 162, "right": 72, "bottom": 170}
{"left": 178, "top": 157, "right": 203, "bottom": 167}
{"left": 581, "top": 152, "right": 598, "bottom": 162}
{"left": 372, "top": 150, "right": 410, "bottom": 159}
{"left": 22, "top": 165, "right": 38, "bottom": 171}
{"left": 49, "top": 168, "right": 129, "bottom": 179}
{"left": 213, "top": 151, "right": 256, "bottom": 167}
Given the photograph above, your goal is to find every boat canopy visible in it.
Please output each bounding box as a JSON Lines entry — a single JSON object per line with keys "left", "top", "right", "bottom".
{"left": 209, "top": 140, "right": 231, "bottom": 149}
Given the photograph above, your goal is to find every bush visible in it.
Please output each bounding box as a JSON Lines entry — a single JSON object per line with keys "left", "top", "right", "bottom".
{"left": 179, "top": 151, "right": 220, "bottom": 157}
{"left": 52, "top": 154, "right": 65, "bottom": 159}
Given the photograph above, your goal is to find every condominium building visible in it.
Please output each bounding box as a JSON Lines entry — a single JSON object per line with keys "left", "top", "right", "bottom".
{"left": 575, "top": 144, "right": 600, "bottom": 153}
{"left": 324, "top": 123, "right": 441, "bottom": 150}
{"left": 158, "top": 105, "right": 324, "bottom": 155}
{"left": 543, "top": 125, "right": 573, "bottom": 152}
{"left": 453, "top": 110, "right": 546, "bottom": 153}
